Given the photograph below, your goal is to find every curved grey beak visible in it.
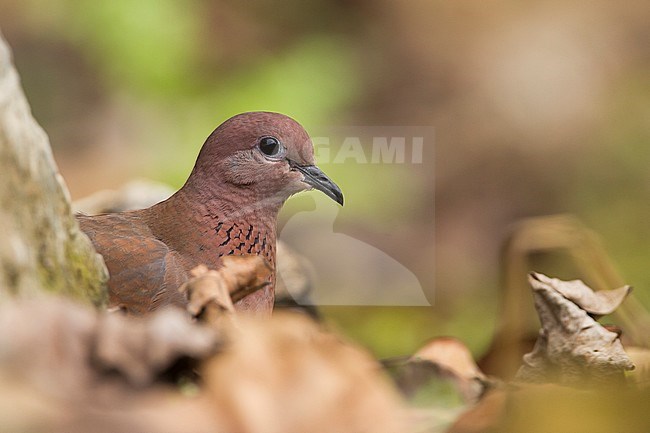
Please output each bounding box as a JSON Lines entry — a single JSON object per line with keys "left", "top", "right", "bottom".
{"left": 291, "top": 162, "right": 344, "bottom": 206}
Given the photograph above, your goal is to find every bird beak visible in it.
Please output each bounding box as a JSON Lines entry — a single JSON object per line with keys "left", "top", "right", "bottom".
{"left": 290, "top": 162, "right": 344, "bottom": 206}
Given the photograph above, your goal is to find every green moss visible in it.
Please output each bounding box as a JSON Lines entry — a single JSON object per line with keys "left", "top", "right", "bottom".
{"left": 35, "top": 231, "right": 108, "bottom": 307}
{"left": 63, "top": 237, "right": 109, "bottom": 307}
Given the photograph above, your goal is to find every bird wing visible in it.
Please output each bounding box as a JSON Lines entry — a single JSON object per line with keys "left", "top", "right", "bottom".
{"left": 77, "top": 212, "right": 188, "bottom": 314}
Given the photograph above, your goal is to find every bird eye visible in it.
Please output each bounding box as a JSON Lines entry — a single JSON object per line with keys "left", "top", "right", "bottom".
{"left": 258, "top": 137, "right": 284, "bottom": 158}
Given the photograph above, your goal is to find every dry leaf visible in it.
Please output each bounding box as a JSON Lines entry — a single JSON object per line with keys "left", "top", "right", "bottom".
{"left": 386, "top": 338, "right": 491, "bottom": 405}
{"left": 203, "top": 313, "right": 406, "bottom": 433}
{"left": 415, "top": 337, "right": 491, "bottom": 403}
{"left": 415, "top": 337, "right": 486, "bottom": 383}
{"left": 537, "top": 274, "right": 632, "bottom": 316}
{"left": 180, "top": 265, "right": 236, "bottom": 321}
{"left": 179, "top": 257, "right": 272, "bottom": 325}
{"left": 0, "top": 296, "right": 402, "bottom": 432}
{"left": 0, "top": 295, "right": 221, "bottom": 393}
{"left": 515, "top": 273, "right": 634, "bottom": 384}
{"left": 219, "top": 255, "right": 273, "bottom": 302}
{"left": 94, "top": 307, "right": 220, "bottom": 385}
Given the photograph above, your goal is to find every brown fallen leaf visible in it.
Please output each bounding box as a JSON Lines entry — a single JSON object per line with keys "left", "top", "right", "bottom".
{"left": 416, "top": 337, "right": 492, "bottom": 403}
{"left": 179, "top": 257, "right": 272, "bottom": 325}
{"left": 515, "top": 273, "right": 634, "bottom": 385}
{"left": 180, "top": 265, "right": 236, "bottom": 320}
{"left": 386, "top": 337, "right": 492, "bottom": 405}
{"left": 415, "top": 337, "right": 487, "bottom": 383}
{"left": 0, "top": 295, "right": 404, "bottom": 433}
{"left": 203, "top": 313, "right": 406, "bottom": 433}
{"left": 537, "top": 274, "right": 632, "bottom": 316}
{"left": 94, "top": 307, "right": 220, "bottom": 385}
{"left": 0, "top": 295, "right": 221, "bottom": 394}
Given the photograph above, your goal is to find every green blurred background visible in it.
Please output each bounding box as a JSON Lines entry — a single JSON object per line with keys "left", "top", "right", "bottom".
{"left": 1, "top": 0, "right": 648, "bottom": 360}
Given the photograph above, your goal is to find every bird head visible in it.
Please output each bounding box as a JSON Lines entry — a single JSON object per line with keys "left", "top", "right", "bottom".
{"left": 188, "top": 112, "right": 343, "bottom": 210}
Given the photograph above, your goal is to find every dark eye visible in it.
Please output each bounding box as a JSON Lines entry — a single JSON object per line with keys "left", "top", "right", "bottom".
{"left": 258, "top": 136, "right": 284, "bottom": 158}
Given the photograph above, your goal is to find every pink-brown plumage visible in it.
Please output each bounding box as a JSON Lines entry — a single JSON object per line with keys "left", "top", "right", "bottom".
{"left": 78, "top": 112, "right": 343, "bottom": 315}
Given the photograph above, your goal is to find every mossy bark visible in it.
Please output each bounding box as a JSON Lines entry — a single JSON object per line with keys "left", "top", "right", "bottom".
{"left": 0, "top": 30, "right": 108, "bottom": 305}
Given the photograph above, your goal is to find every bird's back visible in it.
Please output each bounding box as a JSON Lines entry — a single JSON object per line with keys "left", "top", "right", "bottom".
{"left": 77, "top": 211, "right": 188, "bottom": 314}
{"left": 77, "top": 203, "right": 276, "bottom": 314}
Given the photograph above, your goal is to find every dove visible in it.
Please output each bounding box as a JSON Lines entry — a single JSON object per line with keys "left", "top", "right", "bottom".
{"left": 78, "top": 112, "right": 343, "bottom": 315}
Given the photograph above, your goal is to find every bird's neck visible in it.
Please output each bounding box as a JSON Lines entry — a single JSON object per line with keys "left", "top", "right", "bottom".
{"left": 181, "top": 175, "right": 287, "bottom": 219}
{"left": 176, "top": 181, "right": 284, "bottom": 225}
{"left": 144, "top": 185, "right": 281, "bottom": 267}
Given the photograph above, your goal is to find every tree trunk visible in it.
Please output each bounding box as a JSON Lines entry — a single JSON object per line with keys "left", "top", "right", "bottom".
{"left": 0, "top": 30, "right": 107, "bottom": 305}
